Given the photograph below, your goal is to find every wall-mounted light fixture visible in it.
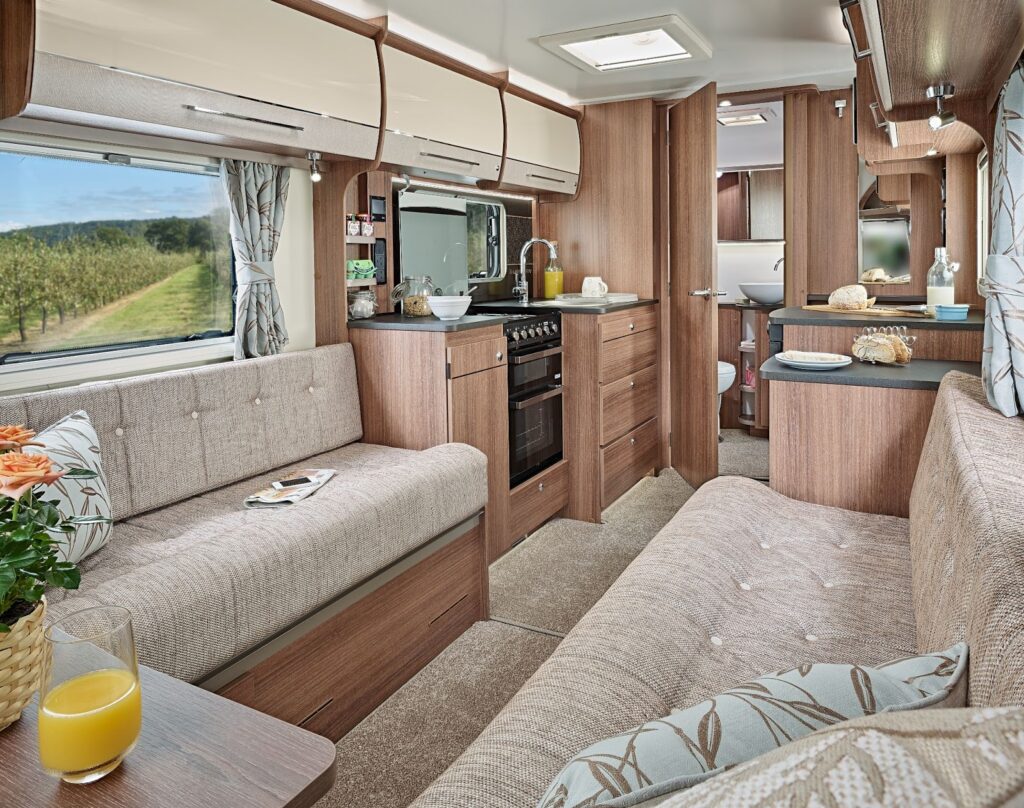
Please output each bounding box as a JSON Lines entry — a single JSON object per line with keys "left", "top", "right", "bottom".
{"left": 926, "top": 84, "right": 956, "bottom": 131}
{"left": 307, "top": 151, "right": 322, "bottom": 183}
{"left": 834, "top": 98, "right": 848, "bottom": 118}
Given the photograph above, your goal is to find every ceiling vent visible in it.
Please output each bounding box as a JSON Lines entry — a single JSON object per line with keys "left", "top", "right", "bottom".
{"left": 538, "top": 15, "right": 712, "bottom": 75}
{"left": 717, "top": 106, "right": 776, "bottom": 128}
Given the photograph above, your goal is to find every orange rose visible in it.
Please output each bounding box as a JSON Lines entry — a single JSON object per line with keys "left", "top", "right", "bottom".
{"left": 0, "top": 452, "right": 65, "bottom": 500}
{"left": 0, "top": 425, "right": 41, "bottom": 453}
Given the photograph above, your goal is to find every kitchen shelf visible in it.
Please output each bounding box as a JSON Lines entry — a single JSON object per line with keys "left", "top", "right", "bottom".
{"left": 738, "top": 345, "right": 756, "bottom": 354}
{"left": 346, "top": 235, "right": 376, "bottom": 245}
{"left": 738, "top": 415, "right": 756, "bottom": 427}
{"left": 346, "top": 278, "right": 378, "bottom": 287}
{"left": 739, "top": 384, "right": 756, "bottom": 393}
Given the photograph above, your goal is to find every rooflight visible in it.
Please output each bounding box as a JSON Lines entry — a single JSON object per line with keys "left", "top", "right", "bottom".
{"left": 538, "top": 15, "right": 711, "bottom": 75}
{"left": 717, "top": 113, "right": 768, "bottom": 127}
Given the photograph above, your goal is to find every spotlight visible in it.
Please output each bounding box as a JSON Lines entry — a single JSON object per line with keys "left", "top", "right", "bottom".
{"left": 926, "top": 147, "right": 938, "bottom": 156}
{"left": 718, "top": 99, "right": 732, "bottom": 107}
{"left": 307, "top": 151, "right": 323, "bottom": 183}
{"left": 925, "top": 84, "right": 956, "bottom": 131}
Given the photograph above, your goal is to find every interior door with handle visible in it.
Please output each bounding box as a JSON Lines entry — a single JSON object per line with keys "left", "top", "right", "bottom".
{"left": 670, "top": 83, "right": 719, "bottom": 488}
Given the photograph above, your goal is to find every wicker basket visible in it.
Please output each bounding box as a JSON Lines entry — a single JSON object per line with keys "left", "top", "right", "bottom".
{"left": 0, "top": 598, "right": 46, "bottom": 731}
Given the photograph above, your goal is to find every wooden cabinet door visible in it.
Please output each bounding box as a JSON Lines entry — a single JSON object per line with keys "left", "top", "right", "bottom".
{"left": 669, "top": 83, "right": 719, "bottom": 487}
{"left": 448, "top": 366, "right": 510, "bottom": 562}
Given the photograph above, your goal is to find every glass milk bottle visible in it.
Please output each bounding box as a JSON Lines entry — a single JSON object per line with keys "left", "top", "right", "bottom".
{"left": 926, "top": 247, "right": 959, "bottom": 313}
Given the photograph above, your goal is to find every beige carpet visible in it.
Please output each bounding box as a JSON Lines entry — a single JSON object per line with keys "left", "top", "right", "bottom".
{"left": 719, "top": 429, "right": 770, "bottom": 480}
{"left": 489, "top": 469, "right": 694, "bottom": 634}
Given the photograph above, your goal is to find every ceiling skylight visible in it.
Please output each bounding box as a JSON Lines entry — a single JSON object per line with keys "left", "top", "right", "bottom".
{"left": 538, "top": 15, "right": 712, "bottom": 76}
{"left": 717, "top": 106, "right": 775, "bottom": 127}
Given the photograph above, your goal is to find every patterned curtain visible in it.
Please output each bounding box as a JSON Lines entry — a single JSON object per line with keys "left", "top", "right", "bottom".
{"left": 983, "top": 63, "right": 1024, "bottom": 416}
{"left": 221, "top": 160, "right": 290, "bottom": 360}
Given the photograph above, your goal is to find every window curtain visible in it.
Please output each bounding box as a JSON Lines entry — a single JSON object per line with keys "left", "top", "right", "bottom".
{"left": 983, "top": 63, "right": 1024, "bottom": 416}
{"left": 221, "top": 159, "right": 290, "bottom": 360}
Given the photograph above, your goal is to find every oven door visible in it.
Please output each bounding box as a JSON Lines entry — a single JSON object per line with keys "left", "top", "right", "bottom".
{"left": 509, "top": 386, "right": 563, "bottom": 487}
{"left": 508, "top": 343, "right": 562, "bottom": 398}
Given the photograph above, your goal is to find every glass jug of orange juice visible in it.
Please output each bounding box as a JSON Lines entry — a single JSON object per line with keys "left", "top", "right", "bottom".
{"left": 543, "top": 242, "right": 564, "bottom": 299}
{"left": 38, "top": 606, "right": 141, "bottom": 783}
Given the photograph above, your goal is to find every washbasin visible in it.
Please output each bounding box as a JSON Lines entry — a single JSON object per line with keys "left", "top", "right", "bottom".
{"left": 739, "top": 282, "right": 784, "bottom": 305}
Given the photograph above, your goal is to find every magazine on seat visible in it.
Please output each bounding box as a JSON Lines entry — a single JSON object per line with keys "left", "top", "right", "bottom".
{"left": 244, "top": 469, "right": 336, "bottom": 508}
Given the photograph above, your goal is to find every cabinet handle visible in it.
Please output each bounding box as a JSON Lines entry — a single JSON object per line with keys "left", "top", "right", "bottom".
{"left": 496, "top": 351, "right": 504, "bottom": 361}
{"left": 538, "top": 483, "right": 545, "bottom": 492}
{"left": 629, "top": 322, "right": 636, "bottom": 331}
{"left": 630, "top": 437, "right": 636, "bottom": 446}
{"left": 526, "top": 173, "right": 567, "bottom": 184}
{"left": 420, "top": 151, "right": 481, "bottom": 168}
{"left": 184, "top": 105, "right": 305, "bottom": 131}
{"left": 629, "top": 381, "right": 636, "bottom": 389}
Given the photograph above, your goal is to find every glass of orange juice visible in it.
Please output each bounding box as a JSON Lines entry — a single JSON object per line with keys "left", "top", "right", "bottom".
{"left": 38, "top": 606, "right": 142, "bottom": 784}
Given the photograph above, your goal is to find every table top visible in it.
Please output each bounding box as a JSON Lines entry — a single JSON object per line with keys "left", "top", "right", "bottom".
{"left": 768, "top": 306, "right": 986, "bottom": 331}
{"left": 0, "top": 664, "right": 336, "bottom": 808}
{"left": 760, "top": 356, "right": 982, "bottom": 390}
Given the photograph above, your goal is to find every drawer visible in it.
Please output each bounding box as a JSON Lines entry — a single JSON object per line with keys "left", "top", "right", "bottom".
{"left": 448, "top": 336, "right": 508, "bottom": 378}
{"left": 599, "top": 307, "right": 657, "bottom": 343}
{"left": 600, "top": 365, "right": 658, "bottom": 446}
{"left": 601, "top": 418, "right": 659, "bottom": 508}
{"left": 600, "top": 328, "right": 657, "bottom": 384}
{"left": 508, "top": 459, "right": 569, "bottom": 543}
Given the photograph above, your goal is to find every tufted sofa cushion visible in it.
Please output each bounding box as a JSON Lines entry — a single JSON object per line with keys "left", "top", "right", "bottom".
{"left": 45, "top": 441, "right": 487, "bottom": 682}
{"left": 0, "top": 345, "right": 363, "bottom": 520}
{"left": 909, "top": 372, "right": 1024, "bottom": 707}
{"left": 410, "top": 477, "right": 916, "bottom": 808}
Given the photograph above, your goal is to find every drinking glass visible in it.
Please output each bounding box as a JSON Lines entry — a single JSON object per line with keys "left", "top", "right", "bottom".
{"left": 38, "top": 606, "right": 142, "bottom": 783}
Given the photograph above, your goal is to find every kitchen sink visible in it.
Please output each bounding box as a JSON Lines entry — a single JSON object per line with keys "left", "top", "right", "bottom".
{"left": 739, "top": 282, "right": 785, "bottom": 305}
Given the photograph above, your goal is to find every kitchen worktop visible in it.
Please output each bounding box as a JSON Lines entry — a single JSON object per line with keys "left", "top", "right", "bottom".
{"left": 760, "top": 356, "right": 982, "bottom": 390}
{"left": 471, "top": 298, "right": 657, "bottom": 315}
{"left": 720, "top": 300, "right": 781, "bottom": 311}
{"left": 347, "top": 313, "right": 511, "bottom": 331}
{"left": 769, "top": 306, "right": 985, "bottom": 330}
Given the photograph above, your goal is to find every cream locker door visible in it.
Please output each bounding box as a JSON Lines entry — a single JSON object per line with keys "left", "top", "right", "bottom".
{"left": 504, "top": 94, "right": 581, "bottom": 175}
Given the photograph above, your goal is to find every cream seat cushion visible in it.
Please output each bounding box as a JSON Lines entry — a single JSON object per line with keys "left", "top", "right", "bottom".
{"left": 46, "top": 441, "right": 487, "bottom": 683}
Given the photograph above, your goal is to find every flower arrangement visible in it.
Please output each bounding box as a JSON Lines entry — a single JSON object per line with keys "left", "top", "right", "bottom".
{"left": 0, "top": 424, "right": 105, "bottom": 632}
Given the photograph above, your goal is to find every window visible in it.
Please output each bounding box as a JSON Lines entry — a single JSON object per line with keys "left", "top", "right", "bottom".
{"left": 0, "top": 141, "right": 234, "bottom": 365}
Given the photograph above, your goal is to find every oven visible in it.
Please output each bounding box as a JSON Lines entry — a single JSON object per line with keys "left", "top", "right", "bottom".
{"left": 505, "top": 314, "right": 563, "bottom": 488}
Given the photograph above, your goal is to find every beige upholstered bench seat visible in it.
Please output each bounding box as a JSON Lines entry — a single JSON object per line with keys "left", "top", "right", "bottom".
{"left": 46, "top": 441, "right": 485, "bottom": 683}
{"left": 411, "top": 477, "right": 915, "bottom": 808}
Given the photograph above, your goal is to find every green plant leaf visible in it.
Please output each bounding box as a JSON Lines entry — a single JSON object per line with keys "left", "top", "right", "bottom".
{"left": 69, "top": 515, "right": 112, "bottom": 525}
{"left": 63, "top": 468, "right": 98, "bottom": 479}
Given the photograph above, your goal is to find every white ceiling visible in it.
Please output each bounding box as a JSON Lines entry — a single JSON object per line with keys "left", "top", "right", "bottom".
{"left": 323, "top": 0, "right": 855, "bottom": 105}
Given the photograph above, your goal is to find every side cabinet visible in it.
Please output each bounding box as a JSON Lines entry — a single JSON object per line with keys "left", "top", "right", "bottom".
{"left": 563, "top": 306, "right": 660, "bottom": 522}
{"left": 350, "top": 326, "right": 510, "bottom": 562}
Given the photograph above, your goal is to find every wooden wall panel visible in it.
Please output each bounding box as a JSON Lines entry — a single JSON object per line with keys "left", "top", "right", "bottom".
{"left": 655, "top": 106, "right": 672, "bottom": 471}
{"left": 669, "top": 83, "right": 718, "bottom": 487}
{"left": 910, "top": 173, "right": 944, "bottom": 297}
{"left": 749, "top": 168, "right": 784, "bottom": 240}
{"left": 877, "top": 174, "right": 911, "bottom": 205}
{"left": 946, "top": 152, "right": 985, "bottom": 309}
{"left": 784, "top": 91, "right": 810, "bottom": 306}
{"left": 717, "top": 172, "right": 749, "bottom": 241}
{"left": 0, "top": 0, "right": 34, "bottom": 120}
{"left": 539, "top": 99, "right": 656, "bottom": 298}
{"left": 783, "top": 324, "right": 984, "bottom": 362}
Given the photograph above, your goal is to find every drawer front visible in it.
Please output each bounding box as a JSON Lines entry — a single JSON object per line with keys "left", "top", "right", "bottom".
{"left": 508, "top": 459, "right": 568, "bottom": 543}
{"left": 448, "top": 336, "right": 508, "bottom": 378}
{"left": 600, "top": 328, "right": 657, "bottom": 384}
{"left": 600, "top": 365, "right": 658, "bottom": 446}
{"left": 381, "top": 131, "right": 503, "bottom": 183}
{"left": 502, "top": 158, "right": 580, "bottom": 195}
{"left": 601, "top": 418, "right": 659, "bottom": 508}
{"left": 599, "top": 307, "right": 657, "bottom": 343}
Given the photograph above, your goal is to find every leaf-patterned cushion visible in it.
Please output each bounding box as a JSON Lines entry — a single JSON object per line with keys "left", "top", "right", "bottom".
{"left": 26, "top": 411, "right": 112, "bottom": 564}
{"left": 538, "top": 643, "right": 968, "bottom": 808}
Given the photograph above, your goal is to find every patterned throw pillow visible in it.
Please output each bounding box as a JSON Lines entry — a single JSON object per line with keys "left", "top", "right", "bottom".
{"left": 539, "top": 644, "right": 968, "bottom": 808}
{"left": 660, "top": 707, "right": 1024, "bottom": 808}
{"left": 25, "top": 411, "right": 112, "bottom": 563}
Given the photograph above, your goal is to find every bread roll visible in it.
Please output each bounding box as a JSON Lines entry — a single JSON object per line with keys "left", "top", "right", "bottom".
{"left": 860, "top": 268, "right": 890, "bottom": 283}
{"left": 829, "top": 284, "right": 870, "bottom": 310}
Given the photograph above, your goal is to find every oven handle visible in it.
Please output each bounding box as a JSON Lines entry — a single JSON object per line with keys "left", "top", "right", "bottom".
{"left": 511, "top": 345, "right": 563, "bottom": 365}
{"left": 509, "top": 386, "right": 563, "bottom": 410}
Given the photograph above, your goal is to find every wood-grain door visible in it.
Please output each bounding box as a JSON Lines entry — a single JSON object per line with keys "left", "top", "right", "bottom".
{"left": 669, "top": 83, "right": 719, "bottom": 488}
{"left": 448, "top": 365, "right": 510, "bottom": 562}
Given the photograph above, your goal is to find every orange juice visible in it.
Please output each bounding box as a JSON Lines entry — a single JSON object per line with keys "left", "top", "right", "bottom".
{"left": 38, "top": 667, "right": 141, "bottom": 775}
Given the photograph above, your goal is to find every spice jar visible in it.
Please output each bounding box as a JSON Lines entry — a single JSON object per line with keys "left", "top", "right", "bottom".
{"left": 391, "top": 275, "right": 436, "bottom": 317}
{"left": 348, "top": 290, "right": 377, "bottom": 320}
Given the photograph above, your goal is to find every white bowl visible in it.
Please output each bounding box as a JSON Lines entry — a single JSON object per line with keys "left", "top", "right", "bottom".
{"left": 739, "top": 282, "right": 785, "bottom": 305}
{"left": 427, "top": 295, "right": 472, "bottom": 321}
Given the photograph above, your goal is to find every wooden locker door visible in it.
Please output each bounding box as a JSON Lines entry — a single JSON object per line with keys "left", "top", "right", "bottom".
{"left": 669, "top": 83, "right": 720, "bottom": 488}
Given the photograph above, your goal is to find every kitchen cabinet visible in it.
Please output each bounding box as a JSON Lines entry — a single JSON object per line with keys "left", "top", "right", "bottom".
{"left": 349, "top": 326, "right": 510, "bottom": 561}
{"left": 563, "top": 305, "right": 660, "bottom": 522}
{"left": 379, "top": 45, "right": 504, "bottom": 183}
{"left": 502, "top": 92, "right": 581, "bottom": 195}
{"left": 31, "top": 0, "right": 382, "bottom": 158}
{"left": 508, "top": 460, "right": 568, "bottom": 545}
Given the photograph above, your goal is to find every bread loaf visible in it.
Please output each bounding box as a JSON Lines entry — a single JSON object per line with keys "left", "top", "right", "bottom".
{"left": 828, "top": 284, "right": 870, "bottom": 310}
{"left": 860, "top": 268, "right": 890, "bottom": 283}
{"left": 852, "top": 333, "right": 911, "bottom": 365}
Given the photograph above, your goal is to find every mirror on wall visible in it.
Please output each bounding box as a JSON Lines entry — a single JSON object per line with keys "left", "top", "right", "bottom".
{"left": 717, "top": 167, "right": 784, "bottom": 242}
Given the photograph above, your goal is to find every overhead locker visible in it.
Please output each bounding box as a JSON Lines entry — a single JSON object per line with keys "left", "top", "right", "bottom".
{"left": 28, "top": 0, "right": 382, "bottom": 157}
{"left": 503, "top": 94, "right": 581, "bottom": 195}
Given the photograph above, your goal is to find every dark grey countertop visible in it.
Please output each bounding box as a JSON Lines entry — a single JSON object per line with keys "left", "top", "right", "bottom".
{"left": 348, "top": 313, "right": 511, "bottom": 332}
{"left": 769, "top": 306, "right": 985, "bottom": 331}
{"left": 719, "top": 300, "right": 780, "bottom": 311}
{"left": 760, "top": 356, "right": 982, "bottom": 390}
{"left": 471, "top": 298, "right": 657, "bottom": 315}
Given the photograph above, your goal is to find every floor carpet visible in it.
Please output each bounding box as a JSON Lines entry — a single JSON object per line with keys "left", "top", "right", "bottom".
{"left": 489, "top": 469, "right": 694, "bottom": 634}
{"left": 317, "top": 621, "right": 560, "bottom": 808}
{"left": 719, "top": 428, "right": 770, "bottom": 480}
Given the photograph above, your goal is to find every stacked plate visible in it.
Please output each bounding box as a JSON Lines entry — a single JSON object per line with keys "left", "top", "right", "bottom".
{"left": 775, "top": 351, "right": 852, "bottom": 371}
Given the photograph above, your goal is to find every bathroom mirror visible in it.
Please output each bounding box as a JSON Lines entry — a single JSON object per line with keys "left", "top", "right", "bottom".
{"left": 717, "top": 167, "right": 784, "bottom": 242}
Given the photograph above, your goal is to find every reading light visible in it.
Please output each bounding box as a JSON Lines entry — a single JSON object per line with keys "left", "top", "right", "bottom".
{"left": 718, "top": 99, "right": 732, "bottom": 107}
{"left": 307, "top": 151, "right": 322, "bottom": 183}
{"left": 926, "top": 84, "right": 957, "bottom": 131}
{"left": 926, "top": 147, "right": 938, "bottom": 156}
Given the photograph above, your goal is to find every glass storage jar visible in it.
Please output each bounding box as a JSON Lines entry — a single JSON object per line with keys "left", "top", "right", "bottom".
{"left": 348, "top": 290, "right": 377, "bottom": 320}
{"left": 391, "top": 275, "right": 435, "bottom": 317}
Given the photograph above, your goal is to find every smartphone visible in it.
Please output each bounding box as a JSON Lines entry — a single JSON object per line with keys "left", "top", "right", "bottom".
{"left": 272, "top": 476, "right": 313, "bottom": 490}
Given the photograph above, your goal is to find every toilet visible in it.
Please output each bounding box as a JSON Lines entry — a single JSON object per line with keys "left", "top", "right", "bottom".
{"left": 717, "top": 361, "right": 736, "bottom": 436}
